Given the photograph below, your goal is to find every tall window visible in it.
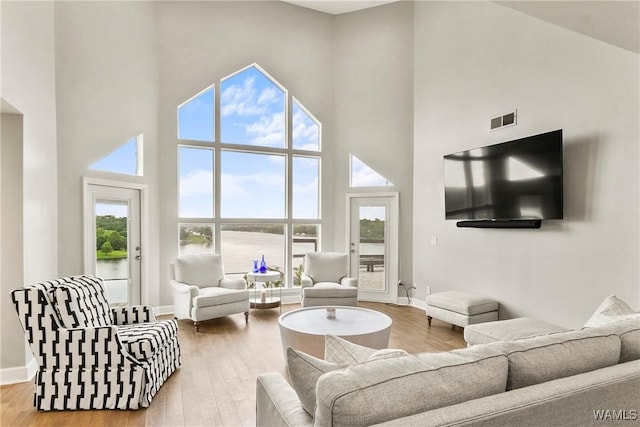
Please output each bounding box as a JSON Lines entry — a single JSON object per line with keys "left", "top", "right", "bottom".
{"left": 177, "top": 64, "right": 321, "bottom": 286}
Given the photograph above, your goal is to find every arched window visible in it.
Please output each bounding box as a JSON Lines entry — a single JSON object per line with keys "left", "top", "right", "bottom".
{"left": 177, "top": 64, "right": 321, "bottom": 286}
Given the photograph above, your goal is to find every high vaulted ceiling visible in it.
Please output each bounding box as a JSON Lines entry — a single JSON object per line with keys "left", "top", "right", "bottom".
{"left": 498, "top": 1, "right": 639, "bottom": 54}
{"left": 281, "top": 0, "right": 639, "bottom": 54}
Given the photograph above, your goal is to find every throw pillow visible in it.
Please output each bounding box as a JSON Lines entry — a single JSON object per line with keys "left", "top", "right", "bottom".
{"left": 287, "top": 347, "right": 347, "bottom": 416}
{"left": 52, "top": 276, "right": 113, "bottom": 328}
{"left": 324, "top": 335, "right": 377, "bottom": 363}
{"left": 584, "top": 295, "right": 638, "bottom": 328}
{"left": 367, "top": 348, "right": 409, "bottom": 361}
{"left": 324, "top": 335, "right": 409, "bottom": 364}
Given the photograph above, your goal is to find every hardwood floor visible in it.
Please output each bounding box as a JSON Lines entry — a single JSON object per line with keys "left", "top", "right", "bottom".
{"left": 0, "top": 302, "right": 465, "bottom": 426}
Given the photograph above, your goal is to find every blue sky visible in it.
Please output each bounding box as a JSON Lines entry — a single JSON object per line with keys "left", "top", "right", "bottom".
{"left": 90, "top": 136, "right": 139, "bottom": 176}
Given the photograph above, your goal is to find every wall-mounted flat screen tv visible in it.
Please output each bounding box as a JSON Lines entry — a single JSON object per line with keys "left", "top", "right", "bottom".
{"left": 444, "top": 129, "right": 563, "bottom": 221}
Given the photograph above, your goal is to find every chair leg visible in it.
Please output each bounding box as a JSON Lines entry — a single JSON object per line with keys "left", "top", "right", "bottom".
{"left": 194, "top": 321, "right": 199, "bottom": 332}
{"left": 244, "top": 311, "right": 249, "bottom": 323}
{"left": 427, "top": 316, "right": 432, "bottom": 326}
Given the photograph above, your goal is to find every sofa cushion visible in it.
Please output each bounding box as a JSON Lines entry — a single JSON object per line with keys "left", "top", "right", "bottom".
{"left": 314, "top": 349, "right": 507, "bottom": 427}
{"left": 485, "top": 329, "right": 621, "bottom": 390}
{"left": 174, "top": 254, "right": 224, "bottom": 288}
{"left": 193, "top": 287, "right": 249, "bottom": 308}
{"left": 51, "top": 276, "right": 113, "bottom": 328}
{"left": 587, "top": 317, "right": 640, "bottom": 363}
{"left": 584, "top": 294, "right": 639, "bottom": 328}
{"left": 464, "top": 317, "right": 569, "bottom": 345}
{"left": 304, "top": 252, "right": 348, "bottom": 283}
{"left": 117, "top": 319, "right": 178, "bottom": 360}
{"left": 286, "top": 347, "right": 347, "bottom": 416}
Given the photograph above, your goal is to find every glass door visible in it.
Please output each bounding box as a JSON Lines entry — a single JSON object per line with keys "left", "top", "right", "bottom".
{"left": 86, "top": 185, "right": 141, "bottom": 306}
{"left": 348, "top": 194, "right": 398, "bottom": 303}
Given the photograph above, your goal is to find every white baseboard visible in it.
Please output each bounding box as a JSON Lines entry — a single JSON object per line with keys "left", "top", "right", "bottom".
{"left": 411, "top": 297, "right": 427, "bottom": 311}
{"left": 154, "top": 305, "right": 174, "bottom": 316}
{"left": 0, "top": 357, "right": 37, "bottom": 385}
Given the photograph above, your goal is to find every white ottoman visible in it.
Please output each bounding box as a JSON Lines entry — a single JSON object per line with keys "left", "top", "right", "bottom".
{"left": 426, "top": 291, "right": 498, "bottom": 328}
{"left": 464, "top": 317, "right": 569, "bottom": 345}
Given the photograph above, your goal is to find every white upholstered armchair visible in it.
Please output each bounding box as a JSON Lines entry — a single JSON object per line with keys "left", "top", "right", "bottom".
{"left": 300, "top": 252, "right": 358, "bottom": 307}
{"left": 170, "top": 254, "right": 250, "bottom": 331}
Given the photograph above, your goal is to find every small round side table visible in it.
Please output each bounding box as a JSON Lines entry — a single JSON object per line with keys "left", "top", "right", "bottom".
{"left": 246, "top": 271, "right": 282, "bottom": 312}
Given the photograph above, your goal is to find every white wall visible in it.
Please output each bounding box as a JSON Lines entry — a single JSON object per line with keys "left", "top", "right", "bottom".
{"left": 334, "top": 2, "right": 415, "bottom": 287}
{"left": 155, "top": 1, "right": 335, "bottom": 305}
{"left": 1, "top": 112, "right": 24, "bottom": 371}
{"left": 413, "top": 2, "right": 639, "bottom": 328}
{"left": 1, "top": 1, "right": 57, "bottom": 377}
{"left": 55, "top": 2, "right": 161, "bottom": 303}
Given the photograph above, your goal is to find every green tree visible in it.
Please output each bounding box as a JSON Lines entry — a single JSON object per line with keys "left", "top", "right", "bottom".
{"left": 101, "top": 241, "right": 113, "bottom": 255}
{"left": 109, "top": 232, "right": 126, "bottom": 251}
{"left": 96, "top": 228, "right": 107, "bottom": 250}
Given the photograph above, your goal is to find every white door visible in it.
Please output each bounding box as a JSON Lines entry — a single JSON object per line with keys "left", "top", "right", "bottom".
{"left": 84, "top": 184, "right": 142, "bottom": 306}
{"left": 347, "top": 194, "right": 398, "bottom": 303}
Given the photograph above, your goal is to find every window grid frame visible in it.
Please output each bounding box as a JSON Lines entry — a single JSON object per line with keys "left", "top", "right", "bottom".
{"left": 176, "top": 64, "right": 321, "bottom": 287}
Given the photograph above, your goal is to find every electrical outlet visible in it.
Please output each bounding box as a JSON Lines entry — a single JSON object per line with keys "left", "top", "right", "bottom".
{"left": 426, "top": 285, "right": 431, "bottom": 295}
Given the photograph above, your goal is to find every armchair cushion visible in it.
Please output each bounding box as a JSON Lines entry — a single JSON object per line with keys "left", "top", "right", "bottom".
{"left": 112, "top": 305, "right": 156, "bottom": 325}
{"left": 50, "top": 275, "right": 113, "bottom": 328}
{"left": 194, "top": 287, "right": 250, "bottom": 308}
{"left": 174, "top": 254, "right": 224, "bottom": 288}
{"left": 304, "top": 252, "right": 348, "bottom": 283}
{"left": 303, "top": 283, "right": 357, "bottom": 298}
{"left": 118, "top": 320, "right": 179, "bottom": 360}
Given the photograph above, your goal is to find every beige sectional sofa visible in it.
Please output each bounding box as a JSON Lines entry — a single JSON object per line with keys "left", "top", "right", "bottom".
{"left": 256, "top": 317, "right": 640, "bottom": 426}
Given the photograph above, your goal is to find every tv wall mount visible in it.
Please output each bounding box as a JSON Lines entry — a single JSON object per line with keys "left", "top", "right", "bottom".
{"left": 456, "top": 220, "right": 542, "bottom": 229}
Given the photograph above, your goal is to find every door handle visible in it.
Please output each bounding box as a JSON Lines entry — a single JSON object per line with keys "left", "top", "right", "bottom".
{"left": 135, "top": 255, "right": 141, "bottom": 261}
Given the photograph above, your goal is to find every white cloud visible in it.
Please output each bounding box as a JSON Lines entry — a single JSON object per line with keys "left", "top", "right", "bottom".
{"left": 180, "top": 169, "right": 213, "bottom": 196}
{"left": 245, "top": 112, "right": 285, "bottom": 146}
{"left": 293, "top": 176, "right": 318, "bottom": 194}
{"left": 221, "top": 74, "right": 283, "bottom": 117}
{"left": 292, "top": 109, "right": 319, "bottom": 148}
{"left": 257, "top": 87, "right": 277, "bottom": 105}
{"left": 351, "top": 156, "right": 393, "bottom": 187}
{"left": 222, "top": 171, "right": 284, "bottom": 193}
{"left": 221, "top": 171, "right": 285, "bottom": 217}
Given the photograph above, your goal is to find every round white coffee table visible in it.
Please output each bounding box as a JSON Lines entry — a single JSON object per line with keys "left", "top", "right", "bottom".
{"left": 278, "top": 306, "right": 392, "bottom": 359}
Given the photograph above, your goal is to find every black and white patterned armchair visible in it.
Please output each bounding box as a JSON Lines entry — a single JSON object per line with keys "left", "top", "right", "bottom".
{"left": 10, "top": 275, "right": 181, "bottom": 410}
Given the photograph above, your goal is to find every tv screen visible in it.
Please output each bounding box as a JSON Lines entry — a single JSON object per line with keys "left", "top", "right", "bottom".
{"left": 444, "top": 129, "right": 563, "bottom": 221}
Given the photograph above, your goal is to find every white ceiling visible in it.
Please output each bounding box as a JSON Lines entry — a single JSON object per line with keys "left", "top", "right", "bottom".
{"left": 281, "top": 0, "right": 639, "bottom": 54}
{"left": 497, "top": 1, "right": 639, "bottom": 54}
